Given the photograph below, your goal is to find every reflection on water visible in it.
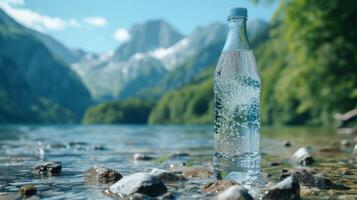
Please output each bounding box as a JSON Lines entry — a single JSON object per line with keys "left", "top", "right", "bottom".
{"left": 0, "top": 125, "right": 355, "bottom": 199}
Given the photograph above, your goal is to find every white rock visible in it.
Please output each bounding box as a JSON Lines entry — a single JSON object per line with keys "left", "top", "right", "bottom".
{"left": 110, "top": 172, "right": 167, "bottom": 197}
{"left": 291, "top": 147, "right": 314, "bottom": 166}
{"left": 215, "top": 185, "right": 253, "bottom": 200}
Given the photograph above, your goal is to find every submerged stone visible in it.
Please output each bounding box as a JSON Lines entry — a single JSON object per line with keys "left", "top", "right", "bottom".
{"left": 133, "top": 153, "right": 154, "bottom": 161}
{"left": 110, "top": 172, "right": 167, "bottom": 197}
{"left": 33, "top": 161, "right": 61, "bottom": 176}
{"left": 20, "top": 185, "right": 37, "bottom": 197}
{"left": 182, "top": 167, "right": 213, "bottom": 178}
{"left": 203, "top": 180, "right": 238, "bottom": 193}
{"left": 84, "top": 166, "right": 122, "bottom": 184}
{"left": 263, "top": 176, "right": 300, "bottom": 200}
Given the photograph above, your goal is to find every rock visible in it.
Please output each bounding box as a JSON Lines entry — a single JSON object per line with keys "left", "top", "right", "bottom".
{"left": 48, "top": 143, "right": 66, "bottom": 149}
{"left": 142, "top": 168, "right": 186, "bottom": 182}
{"left": 182, "top": 167, "right": 213, "bottom": 178}
{"left": 203, "top": 180, "right": 238, "bottom": 193}
{"left": 20, "top": 185, "right": 37, "bottom": 197}
{"left": 170, "top": 152, "right": 190, "bottom": 158}
{"left": 340, "top": 139, "right": 351, "bottom": 147}
{"left": 110, "top": 172, "right": 167, "bottom": 197}
{"left": 33, "top": 161, "right": 61, "bottom": 176}
{"left": 93, "top": 144, "right": 106, "bottom": 151}
{"left": 291, "top": 168, "right": 343, "bottom": 190}
{"left": 290, "top": 147, "right": 314, "bottom": 166}
{"left": 283, "top": 141, "right": 291, "bottom": 147}
{"left": 84, "top": 166, "right": 122, "bottom": 184}
{"left": 263, "top": 176, "right": 300, "bottom": 200}
{"left": 133, "top": 153, "right": 154, "bottom": 161}
{"left": 215, "top": 185, "right": 253, "bottom": 200}
{"left": 69, "top": 141, "right": 87, "bottom": 146}
{"left": 281, "top": 169, "right": 289, "bottom": 173}
{"left": 280, "top": 172, "right": 291, "bottom": 181}
{"left": 269, "top": 162, "right": 282, "bottom": 166}
{"left": 339, "top": 167, "right": 353, "bottom": 175}
{"left": 262, "top": 173, "right": 272, "bottom": 179}
{"left": 309, "top": 173, "right": 334, "bottom": 189}
{"left": 353, "top": 144, "right": 357, "bottom": 156}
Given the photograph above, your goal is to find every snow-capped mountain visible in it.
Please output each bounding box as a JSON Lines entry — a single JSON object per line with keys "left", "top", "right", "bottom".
{"left": 113, "top": 19, "right": 184, "bottom": 62}
{"left": 71, "top": 19, "right": 269, "bottom": 101}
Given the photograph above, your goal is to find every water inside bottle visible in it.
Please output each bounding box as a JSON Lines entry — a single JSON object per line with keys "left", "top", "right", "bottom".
{"left": 214, "top": 50, "right": 264, "bottom": 185}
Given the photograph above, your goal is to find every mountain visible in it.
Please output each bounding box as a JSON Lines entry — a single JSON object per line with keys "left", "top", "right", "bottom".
{"left": 142, "top": 19, "right": 269, "bottom": 97}
{"left": 0, "top": 9, "right": 85, "bottom": 65}
{"left": 113, "top": 19, "right": 184, "bottom": 62}
{"left": 149, "top": 22, "right": 227, "bottom": 71}
{"left": 0, "top": 55, "right": 77, "bottom": 123}
{"left": 0, "top": 9, "right": 93, "bottom": 118}
{"left": 71, "top": 53, "right": 167, "bottom": 100}
{"left": 71, "top": 19, "right": 269, "bottom": 102}
{"left": 71, "top": 19, "right": 182, "bottom": 100}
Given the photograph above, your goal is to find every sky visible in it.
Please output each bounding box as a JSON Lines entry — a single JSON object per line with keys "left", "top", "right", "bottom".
{"left": 0, "top": 0, "right": 278, "bottom": 54}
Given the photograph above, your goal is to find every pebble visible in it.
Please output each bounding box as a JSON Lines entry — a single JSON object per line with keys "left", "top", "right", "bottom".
{"left": 33, "top": 161, "right": 61, "bottom": 176}
{"left": 170, "top": 152, "right": 190, "bottom": 158}
{"left": 339, "top": 167, "right": 353, "bottom": 175}
{"left": 20, "top": 185, "right": 37, "bottom": 197}
{"left": 291, "top": 147, "right": 314, "bottom": 166}
{"left": 340, "top": 139, "right": 351, "bottom": 147}
{"left": 110, "top": 172, "right": 167, "bottom": 197}
{"left": 353, "top": 144, "right": 357, "bottom": 156}
{"left": 93, "top": 144, "right": 106, "bottom": 151}
{"left": 182, "top": 167, "right": 213, "bottom": 178}
{"left": 215, "top": 185, "right": 253, "bottom": 200}
{"left": 48, "top": 143, "right": 66, "bottom": 149}
{"left": 283, "top": 141, "right": 291, "bottom": 147}
{"left": 133, "top": 153, "right": 154, "bottom": 161}
{"left": 269, "top": 162, "right": 282, "bottom": 166}
{"left": 263, "top": 176, "right": 300, "bottom": 200}
{"left": 68, "top": 141, "right": 87, "bottom": 146}
{"left": 203, "top": 180, "right": 238, "bottom": 193}
{"left": 84, "top": 166, "right": 122, "bottom": 184}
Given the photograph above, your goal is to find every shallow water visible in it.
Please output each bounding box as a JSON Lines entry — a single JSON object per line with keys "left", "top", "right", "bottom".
{"left": 0, "top": 125, "right": 356, "bottom": 199}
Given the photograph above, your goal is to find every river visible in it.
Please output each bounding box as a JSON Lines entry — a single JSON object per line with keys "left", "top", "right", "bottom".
{"left": 0, "top": 125, "right": 356, "bottom": 199}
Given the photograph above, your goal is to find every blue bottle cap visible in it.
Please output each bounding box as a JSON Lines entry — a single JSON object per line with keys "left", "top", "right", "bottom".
{"left": 228, "top": 7, "right": 248, "bottom": 19}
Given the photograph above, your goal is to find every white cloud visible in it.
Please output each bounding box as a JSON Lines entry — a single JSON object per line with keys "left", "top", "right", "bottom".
{"left": 0, "top": 0, "right": 79, "bottom": 31}
{"left": 68, "top": 19, "right": 81, "bottom": 27}
{"left": 1, "top": 0, "right": 25, "bottom": 6}
{"left": 113, "top": 28, "right": 131, "bottom": 43}
{"left": 0, "top": 1, "right": 108, "bottom": 32}
{"left": 84, "top": 17, "right": 107, "bottom": 27}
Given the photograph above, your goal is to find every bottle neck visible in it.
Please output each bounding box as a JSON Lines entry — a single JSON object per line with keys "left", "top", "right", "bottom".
{"left": 222, "top": 18, "right": 250, "bottom": 51}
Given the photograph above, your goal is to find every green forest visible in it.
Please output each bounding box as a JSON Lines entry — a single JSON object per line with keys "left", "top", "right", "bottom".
{"left": 84, "top": 0, "right": 357, "bottom": 125}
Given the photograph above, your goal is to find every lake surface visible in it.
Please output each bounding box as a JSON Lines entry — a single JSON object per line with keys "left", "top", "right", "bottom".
{"left": 0, "top": 125, "right": 356, "bottom": 199}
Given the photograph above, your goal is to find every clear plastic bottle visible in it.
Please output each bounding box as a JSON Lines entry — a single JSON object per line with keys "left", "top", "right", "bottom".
{"left": 213, "top": 7, "right": 263, "bottom": 185}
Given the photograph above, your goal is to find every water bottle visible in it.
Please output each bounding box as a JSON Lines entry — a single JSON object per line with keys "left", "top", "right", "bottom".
{"left": 213, "top": 7, "right": 263, "bottom": 185}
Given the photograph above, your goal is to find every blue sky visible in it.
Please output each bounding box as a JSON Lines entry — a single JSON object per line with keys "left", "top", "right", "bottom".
{"left": 0, "top": 0, "right": 278, "bottom": 53}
